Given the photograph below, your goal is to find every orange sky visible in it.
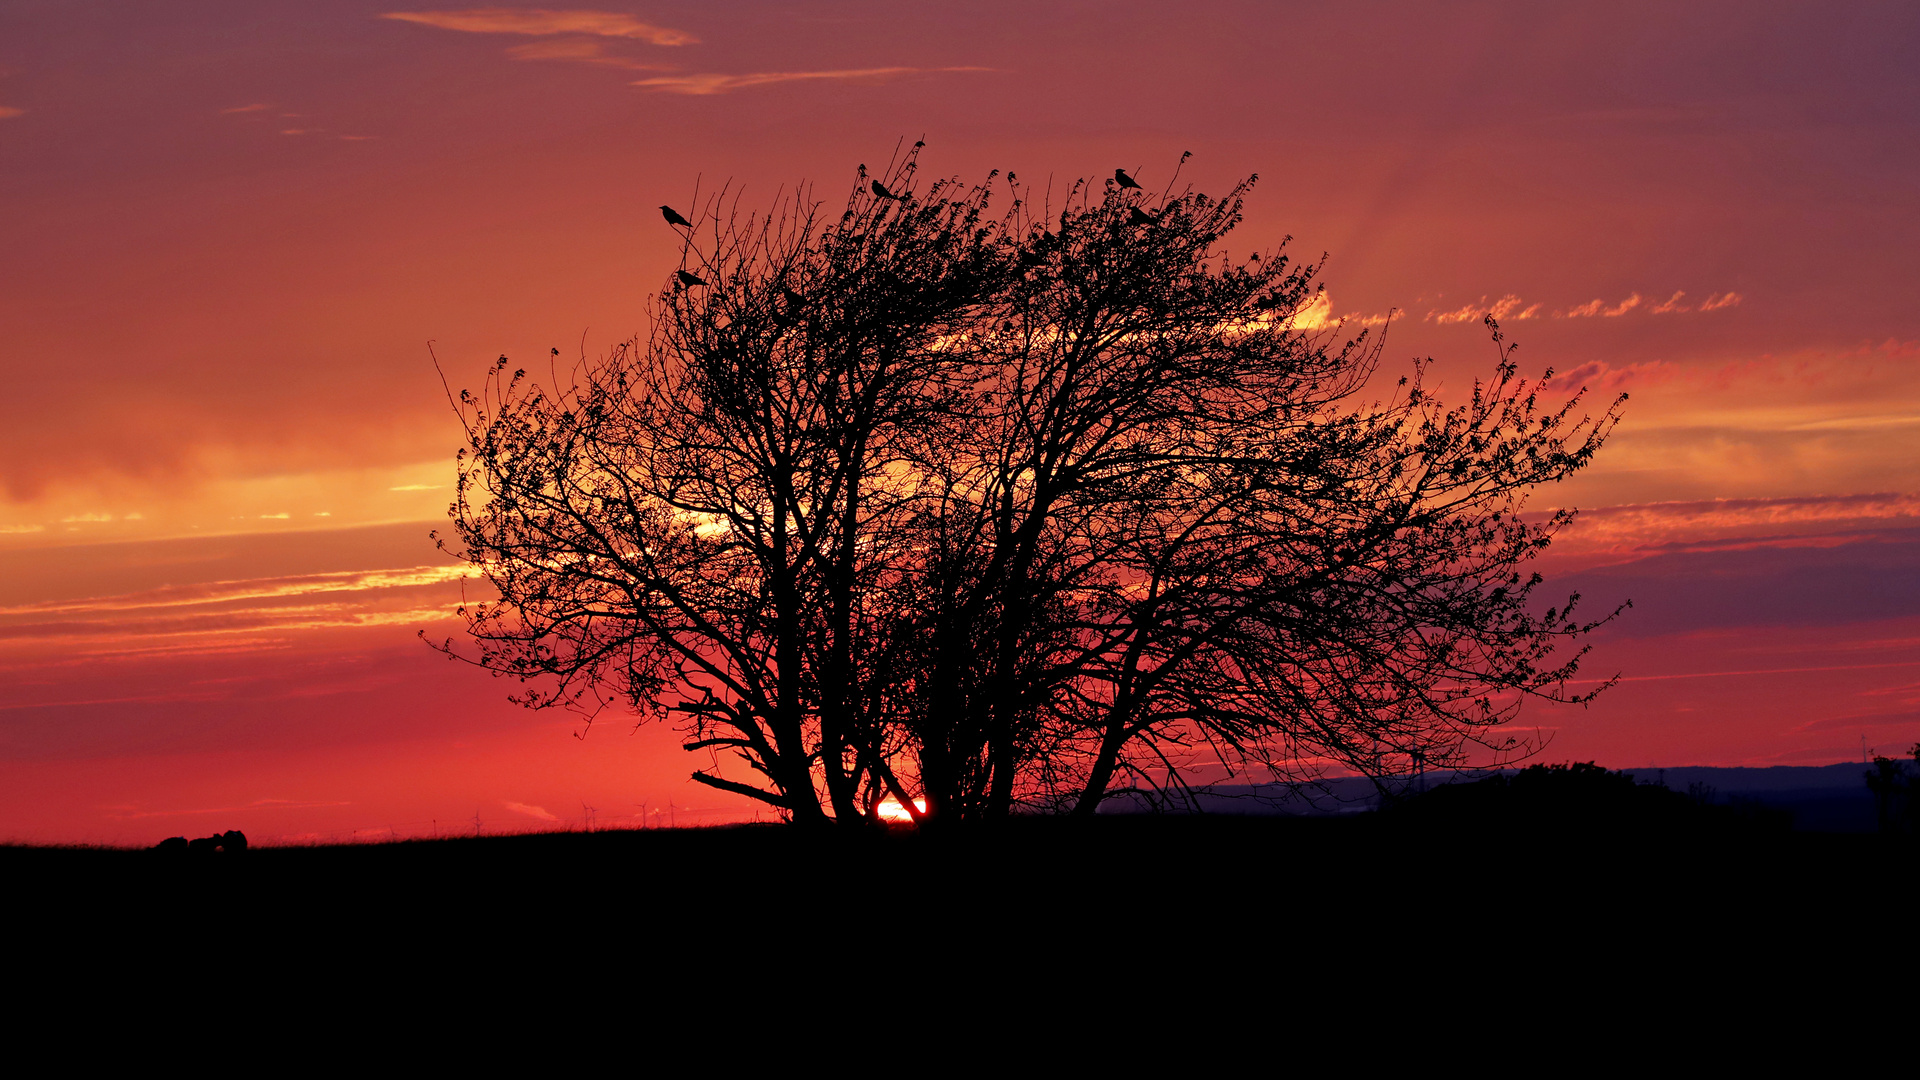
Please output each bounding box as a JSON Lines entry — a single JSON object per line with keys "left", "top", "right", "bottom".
{"left": 2, "top": 1, "right": 1916, "bottom": 843}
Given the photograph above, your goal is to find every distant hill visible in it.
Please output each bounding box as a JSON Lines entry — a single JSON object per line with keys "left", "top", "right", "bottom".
{"left": 1623, "top": 762, "right": 1879, "bottom": 832}
{"left": 1099, "top": 761, "right": 1880, "bottom": 831}
{"left": 1622, "top": 762, "right": 1868, "bottom": 794}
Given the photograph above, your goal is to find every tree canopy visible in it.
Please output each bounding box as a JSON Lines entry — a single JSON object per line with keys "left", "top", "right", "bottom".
{"left": 433, "top": 146, "right": 1626, "bottom": 825}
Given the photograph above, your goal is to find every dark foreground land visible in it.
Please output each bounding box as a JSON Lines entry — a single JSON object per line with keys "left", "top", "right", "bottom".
{"left": 7, "top": 811, "right": 1916, "bottom": 1044}
{"left": 9, "top": 804, "right": 1913, "bottom": 967}
{"left": 6, "top": 808, "right": 1906, "bottom": 1053}
{"left": 13, "top": 769, "right": 1914, "bottom": 1038}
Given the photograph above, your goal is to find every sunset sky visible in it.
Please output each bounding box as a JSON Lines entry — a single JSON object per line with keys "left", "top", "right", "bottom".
{"left": 3, "top": 1, "right": 1916, "bottom": 844}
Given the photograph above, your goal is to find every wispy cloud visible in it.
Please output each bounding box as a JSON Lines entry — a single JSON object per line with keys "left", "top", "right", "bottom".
{"left": 632, "top": 66, "right": 992, "bottom": 96}
{"left": 1794, "top": 707, "right": 1920, "bottom": 733}
{"left": 505, "top": 38, "right": 669, "bottom": 69}
{"left": 1603, "top": 293, "right": 1642, "bottom": 316}
{"left": 1547, "top": 342, "right": 1920, "bottom": 398}
{"left": 1559, "top": 290, "right": 1738, "bottom": 318}
{"left": 223, "top": 102, "right": 371, "bottom": 141}
{"left": 0, "top": 107, "right": 25, "bottom": 120}
{"left": 0, "top": 601, "right": 467, "bottom": 646}
{"left": 3, "top": 637, "right": 294, "bottom": 666}
{"left": 1549, "top": 492, "right": 1920, "bottom": 556}
{"left": 381, "top": 9, "right": 697, "bottom": 45}
{"left": 1573, "top": 491, "right": 1920, "bottom": 528}
{"left": 1544, "top": 359, "right": 1680, "bottom": 392}
{"left": 388, "top": 484, "right": 444, "bottom": 491}
{"left": 504, "top": 800, "right": 560, "bottom": 821}
{"left": 0, "top": 565, "right": 476, "bottom": 619}
{"left": 381, "top": 12, "right": 987, "bottom": 96}
{"left": 1778, "top": 413, "right": 1920, "bottom": 432}
{"left": 1651, "top": 290, "right": 1689, "bottom": 313}
{"left": 110, "top": 798, "right": 354, "bottom": 820}
{"left": 1563, "top": 293, "right": 1643, "bottom": 318}
{"left": 0, "top": 691, "right": 227, "bottom": 713}
{"left": 1567, "top": 663, "right": 1920, "bottom": 689}
{"left": 1425, "top": 294, "right": 1541, "bottom": 325}
{"left": 1287, "top": 291, "right": 1392, "bottom": 331}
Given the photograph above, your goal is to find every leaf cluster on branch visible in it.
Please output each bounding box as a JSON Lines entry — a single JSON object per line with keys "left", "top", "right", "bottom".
{"left": 430, "top": 145, "right": 1627, "bottom": 825}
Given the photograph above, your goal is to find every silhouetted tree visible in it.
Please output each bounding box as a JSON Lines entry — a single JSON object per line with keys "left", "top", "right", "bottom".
{"left": 435, "top": 146, "right": 1625, "bottom": 826}
{"left": 892, "top": 168, "right": 1625, "bottom": 820}
{"left": 434, "top": 150, "right": 1003, "bottom": 824}
{"left": 1864, "top": 744, "right": 1916, "bottom": 834}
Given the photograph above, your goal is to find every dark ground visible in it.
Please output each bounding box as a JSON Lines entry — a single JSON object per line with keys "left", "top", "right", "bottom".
{"left": 12, "top": 766, "right": 1911, "bottom": 1047}
{"left": 5, "top": 807, "right": 1913, "bottom": 1044}
{"left": 10, "top": 810, "right": 1912, "bottom": 946}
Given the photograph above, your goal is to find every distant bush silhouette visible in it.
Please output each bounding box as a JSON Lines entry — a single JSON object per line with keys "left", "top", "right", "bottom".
{"left": 436, "top": 144, "right": 1626, "bottom": 826}
{"left": 155, "top": 830, "right": 247, "bottom": 854}
{"left": 1864, "top": 743, "right": 1917, "bottom": 835}
{"left": 1395, "top": 762, "right": 1787, "bottom": 835}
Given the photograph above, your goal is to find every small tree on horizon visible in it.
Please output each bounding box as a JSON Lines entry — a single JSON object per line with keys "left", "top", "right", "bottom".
{"left": 1864, "top": 743, "right": 1917, "bottom": 834}
{"left": 432, "top": 145, "right": 1627, "bottom": 826}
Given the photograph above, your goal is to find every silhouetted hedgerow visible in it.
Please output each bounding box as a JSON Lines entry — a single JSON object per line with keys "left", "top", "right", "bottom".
{"left": 1391, "top": 762, "right": 1790, "bottom": 836}
{"left": 152, "top": 830, "right": 248, "bottom": 855}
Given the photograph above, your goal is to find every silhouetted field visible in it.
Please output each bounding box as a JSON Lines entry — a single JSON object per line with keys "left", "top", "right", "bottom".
{"left": 4, "top": 815, "right": 1909, "bottom": 1036}
{"left": 10, "top": 765, "right": 1913, "bottom": 1021}
{"left": 8, "top": 802, "right": 1910, "bottom": 970}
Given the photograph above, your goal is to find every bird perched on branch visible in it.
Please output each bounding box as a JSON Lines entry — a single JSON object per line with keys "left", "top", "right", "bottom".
{"left": 871, "top": 180, "right": 901, "bottom": 200}
{"left": 1114, "top": 169, "right": 1142, "bottom": 190}
{"left": 1128, "top": 206, "right": 1155, "bottom": 227}
{"left": 676, "top": 269, "right": 706, "bottom": 287}
{"left": 771, "top": 285, "right": 804, "bottom": 327}
{"left": 660, "top": 205, "right": 693, "bottom": 228}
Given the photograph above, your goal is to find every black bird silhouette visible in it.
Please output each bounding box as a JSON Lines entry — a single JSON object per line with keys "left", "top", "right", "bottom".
{"left": 771, "top": 286, "right": 804, "bottom": 326}
{"left": 550, "top": 347, "right": 559, "bottom": 356}
{"left": 871, "top": 180, "right": 900, "bottom": 200}
{"left": 1128, "top": 206, "right": 1155, "bottom": 226}
{"left": 1114, "top": 169, "right": 1142, "bottom": 190}
{"left": 660, "top": 205, "right": 693, "bottom": 228}
{"left": 676, "top": 269, "right": 706, "bottom": 287}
